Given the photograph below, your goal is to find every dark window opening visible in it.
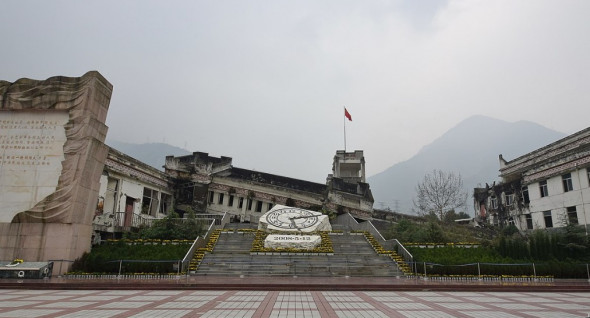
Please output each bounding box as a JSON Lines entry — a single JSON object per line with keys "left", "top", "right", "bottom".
{"left": 525, "top": 214, "right": 533, "bottom": 230}
{"left": 238, "top": 197, "right": 244, "bottom": 209}
{"left": 228, "top": 195, "right": 234, "bottom": 207}
{"left": 247, "top": 199, "right": 253, "bottom": 211}
{"left": 208, "top": 191, "right": 214, "bottom": 203}
{"left": 567, "top": 206, "right": 578, "bottom": 225}
{"left": 490, "top": 197, "right": 498, "bottom": 209}
{"left": 562, "top": 173, "right": 573, "bottom": 192}
{"left": 267, "top": 203, "right": 273, "bottom": 211}
{"left": 544, "top": 210, "right": 553, "bottom": 228}
{"left": 539, "top": 180, "right": 548, "bottom": 198}
{"left": 218, "top": 193, "right": 224, "bottom": 205}
{"left": 522, "top": 185, "right": 530, "bottom": 204}
{"left": 160, "top": 193, "right": 172, "bottom": 215}
{"left": 255, "top": 201, "right": 263, "bottom": 212}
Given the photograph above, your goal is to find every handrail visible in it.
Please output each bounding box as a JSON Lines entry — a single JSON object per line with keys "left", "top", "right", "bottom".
{"left": 181, "top": 237, "right": 205, "bottom": 272}
{"left": 104, "top": 212, "right": 222, "bottom": 230}
{"left": 334, "top": 213, "right": 385, "bottom": 241}
{"left": 108, "top": 211, "right": 154, "bottom": 229}
{"left": 47, "top": 259, "right": 74, "bottom": 276}
{"left": 392, "top": 239, "right": 413, "bottom": 265}
{"left": 365, "top": 220, "right": 386, "bottom": 242}
{"left": 180, "top": 212, "right": 228, "bottom": 273}
{"left": 218, "top": 211, "right": 230, "bottom": 228}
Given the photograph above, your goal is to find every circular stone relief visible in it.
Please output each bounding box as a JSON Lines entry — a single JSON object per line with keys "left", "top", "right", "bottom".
{"left": 265, "top": 207, "right": 319, "bottom": 229}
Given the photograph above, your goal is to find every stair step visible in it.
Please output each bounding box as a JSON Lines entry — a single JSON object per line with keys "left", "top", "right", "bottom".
{"left": 192, "top": 231, "right": 405, "bottom": 277}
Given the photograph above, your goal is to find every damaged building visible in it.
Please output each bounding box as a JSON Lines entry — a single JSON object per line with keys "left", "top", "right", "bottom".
{"left": 164, "top": 150, "right": 374, "bottom": 223}
{"left": 93, "top": 148, "right": 375, "bottom": 239}
{"left": 474, "top": 127, "right": 590, "bottom": 231}
{"left": 93, "top": 146, "right": 174, "bottom": 240}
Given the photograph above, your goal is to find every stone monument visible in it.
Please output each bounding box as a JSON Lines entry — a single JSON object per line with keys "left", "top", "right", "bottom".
{"left": 0, "top": 71, "right": 112, "bottom": 273}
{"left": 258, "top": 205, "right": 331, "bottom": 250}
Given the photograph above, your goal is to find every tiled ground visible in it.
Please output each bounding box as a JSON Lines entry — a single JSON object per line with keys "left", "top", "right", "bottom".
{"left": 0, "top": 289, "right": 589, "bottom": 317}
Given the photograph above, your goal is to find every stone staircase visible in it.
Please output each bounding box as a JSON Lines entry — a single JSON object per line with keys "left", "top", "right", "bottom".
{"left": 193, "top": 231, "right": 404, "bottom": 277}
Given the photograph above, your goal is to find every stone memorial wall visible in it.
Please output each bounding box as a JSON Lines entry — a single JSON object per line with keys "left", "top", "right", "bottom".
{"left": 0, "top": 111, "right": 69, "bottom": 222}
{"left": 0, "top": 71, "right": 112, "bottom": 272}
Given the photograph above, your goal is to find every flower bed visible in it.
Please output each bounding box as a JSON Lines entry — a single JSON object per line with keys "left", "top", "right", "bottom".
{"left": 404, "top": 242, "right": 481, "bottom": 248}
{"left": 105, "top": 239, "right": 193, "bottom": 245}
{"left": 406, "top": 273, "right": 554, "bottom": 282}
{"left": 189, "top": 229, "right": 222, "bottom": 272}
{"left": 250, "top": 231, "right": 334, "bottom": 255}
{"left": 353, "top": 231, "right": 414, "bottom": 275}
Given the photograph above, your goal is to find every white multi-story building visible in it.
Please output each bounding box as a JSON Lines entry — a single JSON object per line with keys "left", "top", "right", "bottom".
{"left": 93, "top": 146, "right": 173, "bottom": 240}
{"left": 474, "top": 127, "right": 590, "bottom": 232}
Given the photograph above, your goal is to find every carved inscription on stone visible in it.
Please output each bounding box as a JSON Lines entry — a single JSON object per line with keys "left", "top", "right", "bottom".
{"left": 0, "top": 111, "right": 68, "bottom": 222}
{"left": 264, "top": 234, "right": 321, "bottom": 250}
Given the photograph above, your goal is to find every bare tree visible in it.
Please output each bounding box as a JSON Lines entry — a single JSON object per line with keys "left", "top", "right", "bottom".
{"left": 413, "top": 169, "right": 468, "bottom": 220}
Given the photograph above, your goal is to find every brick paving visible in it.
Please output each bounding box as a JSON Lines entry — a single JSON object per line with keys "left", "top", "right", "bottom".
{"left": 1, "top": 288, "right": 590, "bottom": 317}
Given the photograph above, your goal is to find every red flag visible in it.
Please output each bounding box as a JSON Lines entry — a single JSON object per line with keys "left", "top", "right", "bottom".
{"left": 344, "top": 108, "right": 352, "bottom": 121}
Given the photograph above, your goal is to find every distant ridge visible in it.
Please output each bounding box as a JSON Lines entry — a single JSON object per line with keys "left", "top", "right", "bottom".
{"left": 368, "top": 115, "right": 567, "bottom": 214}
{"left": 106, "top": 140, "right": 191, "bottom": 171}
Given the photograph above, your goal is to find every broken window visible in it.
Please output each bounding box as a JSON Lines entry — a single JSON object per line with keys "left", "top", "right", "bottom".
{"left": 543, "top": 210, "right": 553, "bottom": 228}
{"left": 105, "top": 177, "right": 119, "bottom": 213}
{"left": 490, "top": 197, "right": 498, "bottom": 209}
{"left": 505, "top": 193, "right": 514, "bottom": 207}
{"left": 159, "top": 193, "right": 172, "bottom": 215}
{"left": 567, "top": 206, "right": 578, "bottom": 225}
{"left": 142, "top": 188, "right": 159, "bottom": 216}
{"left": 522, "top": 185, "right": 530, "bottom": 204}
{"left": 525, "top": 214, "right": 533, "bottom": 230}
{"left": 218, "top": 193, "right": 224, "bottom": 205}
{"left": 539, "top": 180, "right": 548, "bottom": 198}
{"left": 562, "top": 173, "right": 573, "bottom": 192}
{"left": 228, "top": 195, "right": 234, "bottom": 207}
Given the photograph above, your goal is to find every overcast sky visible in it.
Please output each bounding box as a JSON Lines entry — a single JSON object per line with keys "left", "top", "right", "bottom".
{"left": 2, "top": 1, "right": 589, "bottom": 183}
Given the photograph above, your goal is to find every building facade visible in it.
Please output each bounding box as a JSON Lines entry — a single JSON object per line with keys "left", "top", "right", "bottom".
{"left": 474, "top": 127, "right": 590, "bottom": 232}
{"left": 93, "top": 146, "right": 173, "bottom": 241}
{"left": 164, "top": 150, "right": 374, "bottom": 223}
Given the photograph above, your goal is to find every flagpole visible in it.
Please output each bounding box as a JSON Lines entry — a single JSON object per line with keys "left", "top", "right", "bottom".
{"left": 343, "top": 106, "right": 347, "bottom": 152}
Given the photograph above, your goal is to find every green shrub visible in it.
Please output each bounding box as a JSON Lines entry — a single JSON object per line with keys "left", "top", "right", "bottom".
{"left": 126, "top": 210, "right": 206, "bottom": 241}
{"left": 71, "top": 241, "right": 190, "bottom": 274}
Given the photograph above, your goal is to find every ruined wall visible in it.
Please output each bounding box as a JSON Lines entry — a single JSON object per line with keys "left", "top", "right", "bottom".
{"left": 0, "top": 71, "right": 112, "bottom": 270}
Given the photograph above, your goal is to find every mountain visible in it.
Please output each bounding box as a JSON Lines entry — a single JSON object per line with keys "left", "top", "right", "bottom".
{"left": 368, "top": 115, "right": 567, "bottom": 214}
{"left": 106, "top": 140, "right": 191, "bottom": 171}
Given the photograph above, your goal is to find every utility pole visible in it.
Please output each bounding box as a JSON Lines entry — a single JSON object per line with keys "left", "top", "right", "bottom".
{"left": 393, "top": 199, "right": 400, "bottom": 213}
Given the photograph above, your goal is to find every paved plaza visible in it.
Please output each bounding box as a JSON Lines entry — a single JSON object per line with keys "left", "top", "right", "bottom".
{"left": 1, "top": 288, "right": 590, "bottom": 318}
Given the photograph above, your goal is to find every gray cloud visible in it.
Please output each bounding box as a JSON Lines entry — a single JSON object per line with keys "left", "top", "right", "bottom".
{"left": 1, "top": 0, "right": 589, "bottom": 182}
